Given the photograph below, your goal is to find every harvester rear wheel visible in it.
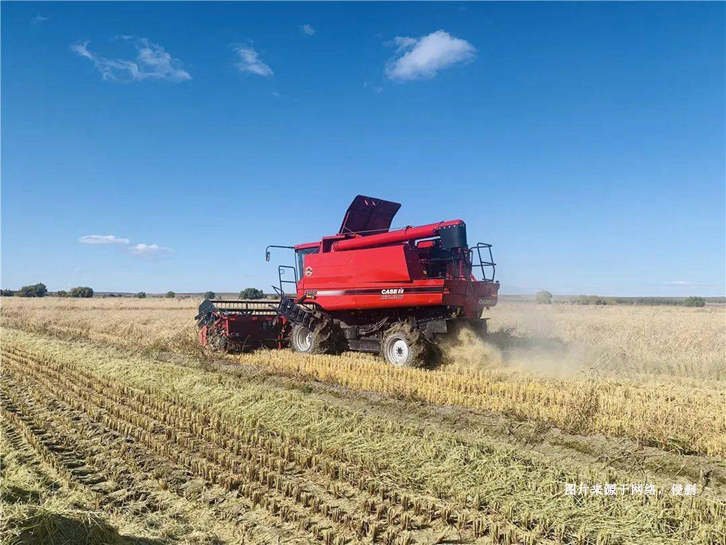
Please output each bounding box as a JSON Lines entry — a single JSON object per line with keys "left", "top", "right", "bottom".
{"left": 381, "top": 323, "right": 433, "bottom": 367}
{"left": 290, "top": 317, "right": 342, "bottom": 355}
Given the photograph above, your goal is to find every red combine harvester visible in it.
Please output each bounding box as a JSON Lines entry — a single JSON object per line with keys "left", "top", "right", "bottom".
{"left": 196, "top": 195, "right": 499, "bottom": 366}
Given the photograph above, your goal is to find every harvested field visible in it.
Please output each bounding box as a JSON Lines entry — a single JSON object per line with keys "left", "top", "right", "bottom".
{"left": 1, "top": 298, "right": 725, "bottom": 544}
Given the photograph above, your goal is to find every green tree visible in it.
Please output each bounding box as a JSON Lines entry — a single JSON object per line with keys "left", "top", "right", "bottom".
{"left": 204, "top": 291, "right": 216, "bottom": 300}
{"left": 239, "top": 287, "right": 264, "bottom": 300}
{"left": 535, "top": 290, "right": 553, "bottom": 304}
{"left": 18, "top": 283, "right": 47, "bottom": 297}
{"left": 69, "top": 286, "right": 94, "bottom": 298}
{"left": 136, "top": 292, "right": 146, "bottom": 299}
{"left": 0, "top": 289, "right": 15, "bottom": 297}
{"left": 683, "top": 296, "right": 706, "bottom": 308}
{"left": 55, "top": 290, "right": 68, "bottom": 297}
{"left": 165, "top": 291, "right": 176, "bottom": 299}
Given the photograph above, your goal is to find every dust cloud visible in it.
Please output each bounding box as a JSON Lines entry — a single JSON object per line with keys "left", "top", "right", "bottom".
{"left": 439, "top": 325, "right": 591, "bottom": 378}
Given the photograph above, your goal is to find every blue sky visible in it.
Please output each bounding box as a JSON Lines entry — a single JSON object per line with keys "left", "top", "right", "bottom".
{"left": 2, "top": 2, "right": 724, "bottom": 296}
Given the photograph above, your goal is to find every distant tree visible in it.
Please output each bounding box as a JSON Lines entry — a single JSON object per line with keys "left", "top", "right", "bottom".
{"left": 69, "top": 286, "right": 94, "bottom": 298}
{"left": 535, "top": 290, "right": 553, "bottom": 305}
{"left": 165, "top": 291, "right": 176, "bottom": 299}
{"left": 55, "top": 290, "right": 68, "bottom": 297}
{"left": 684, "top": 296, "right": 706, "bottom": 308}
{"left": 204, "top": 291, "right": 216, "bottom": 300}
{"left": 1, "top": 289, "right": 15, "bottom": 297}
{"left": 18, "top": 283, "right": 47, "bottom": 298}
{"left": 239, "top": 287, "right": 264, "bottom": 300}
{"left": 136, "top": 292, "right": 146, "bottom": 299}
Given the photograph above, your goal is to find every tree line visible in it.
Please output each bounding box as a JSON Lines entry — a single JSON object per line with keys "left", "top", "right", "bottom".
{"left": 0, "top": 283, "right": 94, "bottom": 298}
{"left": 535, "top": 291, "right": 707, "bottom": 307}
{"left": 1, "top": 284, "right": 268, "bottom": 300}
{"left": 200, "top": 288, "right": 266, "bottom": 300}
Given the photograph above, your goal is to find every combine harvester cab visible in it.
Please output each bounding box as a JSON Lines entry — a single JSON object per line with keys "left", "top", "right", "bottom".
{"left": 197, "top": 195, "right": 499, "bottom": 366}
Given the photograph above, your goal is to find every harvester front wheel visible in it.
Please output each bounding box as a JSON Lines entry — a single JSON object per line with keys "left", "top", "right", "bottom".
{"left": 290, "top": 318, "right": 342, "bottom": 355}
{"left": 381, "top": 323, "right": 432, "bottom": 367}
{"left": 290, "top": 324, "right": 315, "bottom": 353}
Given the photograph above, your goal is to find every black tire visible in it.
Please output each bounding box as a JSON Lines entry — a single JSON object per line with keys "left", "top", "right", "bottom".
{"left": 290, "top": 316, "right": 343, "bottom": 355}
{"left": 380, "top": 322, "right": 433, "bottom": 367}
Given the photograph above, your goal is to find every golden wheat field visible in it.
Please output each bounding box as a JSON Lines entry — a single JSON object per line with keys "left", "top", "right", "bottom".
{"left": 1, "top": 297, "right": 724, "bottom": 544}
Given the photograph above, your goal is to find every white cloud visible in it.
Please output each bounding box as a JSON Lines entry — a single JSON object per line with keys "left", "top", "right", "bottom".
{"left": 32, "top": 14, "right": 49, "bottom": 25}
{"left": 391, "top": 36, "right": 418, "bottom": 53}
{"left": 385, "top": 30, "right": 476, "bottom": 82}
{"left": 79, "top": 234, "right": 172, "bottom": 259}
{"left": 129, "top": 243, "right": 173, "bottom": 258}
{"left": 233, "top": 44, "right": 273, "bottom": 77}
{"left": 364, "top": 81, "right": 383, "bottom": 94}
{"left": 79, "top": 234, "right": 130, "bottom": 245}
{"left": 71, "top": 41, "right": 93, "bottom": 60}
{"left": 302, "top": 24, "right": 316, "bottom": 36}
{"left": 271, "top": 91, "right": 299, "bottom": 102}
{"left": 71, "top": 38, "right": 191, "bottom": 83}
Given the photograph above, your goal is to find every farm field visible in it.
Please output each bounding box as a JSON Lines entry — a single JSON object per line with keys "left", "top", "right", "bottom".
{"left": 1, "top": 298, "right": 725, "bottom": 544}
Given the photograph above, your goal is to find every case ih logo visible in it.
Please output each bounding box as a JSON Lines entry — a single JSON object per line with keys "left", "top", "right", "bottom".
{"left": 381, "top": 288, "right": 404, "bottom": 300}
{"left": 305, "top": 266, "right": 313, "bottom": 277}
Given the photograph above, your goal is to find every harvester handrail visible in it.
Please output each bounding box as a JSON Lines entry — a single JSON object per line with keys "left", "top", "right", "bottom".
{"left": 470, "top": 242, "right": 496, "bottom": 282}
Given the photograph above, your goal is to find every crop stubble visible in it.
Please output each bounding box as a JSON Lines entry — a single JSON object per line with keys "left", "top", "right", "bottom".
{"left": 1, "top": 332, "right": 724, "bottom": 544}
{"left": 1, "top": 298, "right": 724, "bottom": 544}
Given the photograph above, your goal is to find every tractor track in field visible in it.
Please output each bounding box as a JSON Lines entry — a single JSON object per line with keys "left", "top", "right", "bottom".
{"left": 2, "top": 395, "right": 168, "bottom": 515}
{"left": 0, "top": 366, "right": 296, "bottom": 544}
{"left": 0, "top": 345, "right": 575, "bottom": 545}
{"left": 1, "top": 356, "right": 359, "bottom": 544}
{"left": 5, "top": 319, "right": 724, "bottom": 485}
{"left": 0, "top": 348, "right": 477, "bottom": 543}
{"left": 4, "top": 339, "right": 726, "bottom": 545}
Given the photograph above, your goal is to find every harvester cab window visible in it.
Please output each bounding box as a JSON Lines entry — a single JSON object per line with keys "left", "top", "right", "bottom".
{"left": 296, "top": 247, "right": 319, "bottom": 280}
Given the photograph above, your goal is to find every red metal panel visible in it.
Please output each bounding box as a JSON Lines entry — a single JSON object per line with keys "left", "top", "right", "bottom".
{"left": 298, "top": 245, "right": 425, "bottom": 310}
{"left": 288, "top": 212, "right": 498, "bottom": 315}
{"left": 298, "top": 250, "right": 357, "bottom": 309}
{"left": 303, "top": 251, "right": 356, "bottom": 287}
{"left": 354, "top": 246, "right": 416, "bottom": 283}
